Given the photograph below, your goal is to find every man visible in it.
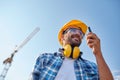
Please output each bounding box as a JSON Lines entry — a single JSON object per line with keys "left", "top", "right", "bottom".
{"left": 31, "top": 20, "right": 113, "bottom": 80}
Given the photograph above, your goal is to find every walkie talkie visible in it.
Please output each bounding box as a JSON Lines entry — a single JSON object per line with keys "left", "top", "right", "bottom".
{"left": 88, "top": 27, "right": 92, "bottom": 32}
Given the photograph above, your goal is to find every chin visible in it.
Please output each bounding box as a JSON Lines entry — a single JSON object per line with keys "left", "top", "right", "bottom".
{"left": 71, "top": 43, "right": 81, "bottom": 47}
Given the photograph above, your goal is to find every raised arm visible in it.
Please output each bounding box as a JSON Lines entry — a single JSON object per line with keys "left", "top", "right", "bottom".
{"left": 86, "top": 32, "right": 113, "bottom": 80}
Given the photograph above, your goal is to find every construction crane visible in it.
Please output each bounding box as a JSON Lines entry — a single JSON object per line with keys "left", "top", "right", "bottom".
{"left": 0, "top": 27, "right": 40, "bottom": 80}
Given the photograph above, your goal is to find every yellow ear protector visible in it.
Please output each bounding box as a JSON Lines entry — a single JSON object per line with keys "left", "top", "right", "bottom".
{"left": 63, "top": 44, "right": 80, "bottom": 59}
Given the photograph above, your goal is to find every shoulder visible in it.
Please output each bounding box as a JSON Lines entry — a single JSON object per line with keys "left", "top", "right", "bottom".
{"left": 35, "top": 52, "right": 63, "bottom": 67}
{"left": 39, "top": 53, "right": 54, "bottom": 58}
{"left": 37, "top": 52, "right": 62, "bottom": 60}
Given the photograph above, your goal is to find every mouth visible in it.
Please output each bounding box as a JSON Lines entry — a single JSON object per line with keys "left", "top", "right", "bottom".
{"left": 71, "top": 35, "right": 80, "bottom": 42}
{"left": 70, "top": 34, "right": 81, "bottom": 46}
{"left": 74, "top": 38, "right": 79, "bottom": 42}
{"left": 71, "top": 37, "right": 81, "bottom": 47}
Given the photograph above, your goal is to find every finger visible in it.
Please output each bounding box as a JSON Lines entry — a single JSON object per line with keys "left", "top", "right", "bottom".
{"left": 87, "top": 38, "right": 96, "bottom": 48}
{"left": 86, "top": 33, "right": 97, "bottom": 40}
{"left": 87, "top": 39, "right": 94, "bottom": 44}
{"left": 87, "top": 42, "right": 94, "bottom": 48}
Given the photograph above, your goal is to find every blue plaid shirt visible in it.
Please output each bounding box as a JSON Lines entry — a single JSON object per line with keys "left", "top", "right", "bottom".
{"left": 32, "top": 52, "right": 99, "bottom": 80}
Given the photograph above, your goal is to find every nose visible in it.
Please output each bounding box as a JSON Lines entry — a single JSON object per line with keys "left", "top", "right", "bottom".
{"left": 76, "top": 30, "right": 83, "bottom": 38}
{"left": 71, "top": 32, "right": 81, "bottom": 39}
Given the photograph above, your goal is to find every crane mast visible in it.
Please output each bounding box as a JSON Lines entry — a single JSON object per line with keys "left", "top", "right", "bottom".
{"left": 0, "top": 27, "right": 40, "bottom": 80}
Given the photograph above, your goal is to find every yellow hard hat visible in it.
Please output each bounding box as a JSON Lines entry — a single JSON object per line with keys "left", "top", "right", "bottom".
{"left": 58, "top": 19, "right": 88, "bottom": 45}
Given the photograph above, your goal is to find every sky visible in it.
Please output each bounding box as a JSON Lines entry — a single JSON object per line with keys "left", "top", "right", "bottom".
{"left": 0, "top": 0, "right": 120, "bottom": 80}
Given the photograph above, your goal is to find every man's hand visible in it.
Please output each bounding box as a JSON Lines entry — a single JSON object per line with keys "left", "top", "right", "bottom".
{"left": 86, "top": 32, "right": 101, "bottom": 56}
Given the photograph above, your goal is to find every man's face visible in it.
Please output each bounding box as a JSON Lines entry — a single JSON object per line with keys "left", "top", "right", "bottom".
{"left": 62, "top": 28, "right": 83, "bottom": 47}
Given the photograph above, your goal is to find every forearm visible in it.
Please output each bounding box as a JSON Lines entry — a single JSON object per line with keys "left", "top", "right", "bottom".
{"left": 95, "top": 52, "right": 113, "bottom": 80}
